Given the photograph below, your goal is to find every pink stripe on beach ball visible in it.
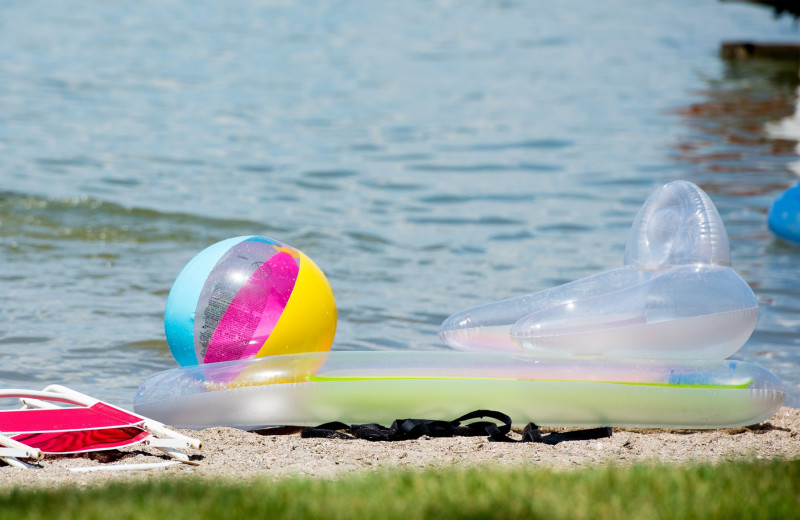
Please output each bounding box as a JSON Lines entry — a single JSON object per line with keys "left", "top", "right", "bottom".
{"left": 203, "top": 251, "right": 299, "bottom": 363}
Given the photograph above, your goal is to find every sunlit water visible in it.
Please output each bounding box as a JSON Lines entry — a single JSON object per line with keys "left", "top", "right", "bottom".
{"left": 1, "top": 1, "right": 800, "bottom": 408}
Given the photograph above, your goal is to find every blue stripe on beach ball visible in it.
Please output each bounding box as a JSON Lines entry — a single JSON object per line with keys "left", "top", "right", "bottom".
{"left": 164, "top": 236, "right": 254, "bottom": 366}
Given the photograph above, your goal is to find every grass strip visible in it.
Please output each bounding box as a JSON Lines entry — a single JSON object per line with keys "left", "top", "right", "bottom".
{"left": 1, "top": 458, "right": 798, "bottom": 520}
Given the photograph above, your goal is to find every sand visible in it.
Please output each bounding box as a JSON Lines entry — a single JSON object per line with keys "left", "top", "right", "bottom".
{"left": 2, "top": 407, "right": 798, "bottom": 489}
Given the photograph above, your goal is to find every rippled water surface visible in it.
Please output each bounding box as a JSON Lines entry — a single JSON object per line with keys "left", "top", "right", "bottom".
{"left": 2, "top": 1, "right": 800, "bottom": 407}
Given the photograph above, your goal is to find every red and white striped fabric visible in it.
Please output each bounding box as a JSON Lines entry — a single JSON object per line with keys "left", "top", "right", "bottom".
{"left": 0, "top": 402, "right": 150, "bottom": 453}
{"left": 0, "top": 386, "right": 202, "bottom": 469}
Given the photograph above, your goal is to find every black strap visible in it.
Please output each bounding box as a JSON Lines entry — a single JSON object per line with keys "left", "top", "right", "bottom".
{"left": 301, "top": 410, "right": 611, "bottom": 445}
{"left": 536, "top": 426, "right": 613, "bottom": 445}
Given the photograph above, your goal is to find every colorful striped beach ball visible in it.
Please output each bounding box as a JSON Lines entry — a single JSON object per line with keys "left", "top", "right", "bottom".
{"left": 164, "top": 236, "right": 337, "bottom": 366}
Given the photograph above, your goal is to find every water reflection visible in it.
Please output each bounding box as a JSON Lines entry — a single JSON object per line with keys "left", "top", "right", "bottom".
{"left": 671, "top": 58, "right": 799, "bottom": 197}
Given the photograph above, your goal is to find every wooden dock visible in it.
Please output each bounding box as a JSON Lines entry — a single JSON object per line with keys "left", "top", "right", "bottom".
{"left": 721, "top": 42, "right": 800, "bottom": 61}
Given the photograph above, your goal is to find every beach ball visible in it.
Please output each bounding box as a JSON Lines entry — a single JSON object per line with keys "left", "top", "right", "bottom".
{"left": 164, "top": 236, "right": 337, "bottom": 366}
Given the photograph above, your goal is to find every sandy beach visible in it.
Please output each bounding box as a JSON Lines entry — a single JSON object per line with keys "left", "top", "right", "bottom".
{"left": 2, "top": 407, "right": 798, "bottom": 489}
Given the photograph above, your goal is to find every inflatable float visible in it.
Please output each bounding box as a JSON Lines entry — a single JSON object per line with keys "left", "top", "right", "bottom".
{"left": 134, "top": 351, "right": 784, "bottom": 430}
{"left": 439, "top": 180, "right": 758, "bottom": 358}
{"left": 134, "top": 181, "right": 785, "bottom": 430}
{"left": 768, "top": 183, "right": 800, "bottom": 244}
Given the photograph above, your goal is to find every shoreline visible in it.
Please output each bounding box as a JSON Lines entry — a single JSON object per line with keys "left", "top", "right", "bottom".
{"left": 2, "top": 407, "right": 798, "bottom": 488}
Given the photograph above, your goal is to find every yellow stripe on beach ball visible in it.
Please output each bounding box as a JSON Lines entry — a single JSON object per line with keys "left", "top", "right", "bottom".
{"left": 255, "top": 251, "right": 337, "bottom": 357}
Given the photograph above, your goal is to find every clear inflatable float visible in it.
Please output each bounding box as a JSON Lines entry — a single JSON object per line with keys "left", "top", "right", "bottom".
{"left": 439, "top": 180, "right": 759, "bottom": 359}
{"left": 135, "top": 351, "right": 783, "bottom": 430}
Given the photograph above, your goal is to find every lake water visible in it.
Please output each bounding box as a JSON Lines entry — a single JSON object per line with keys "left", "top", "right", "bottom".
{"left": 2, "top": 0, "right": 800, "bottom": 408}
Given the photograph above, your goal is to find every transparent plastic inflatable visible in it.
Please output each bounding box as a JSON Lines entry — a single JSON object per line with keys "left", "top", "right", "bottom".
{"left": 439, "top": 181, "right": 759, "bottom": 359}
{"left": 134, "top": 351, "right": 785, "bottom": 430}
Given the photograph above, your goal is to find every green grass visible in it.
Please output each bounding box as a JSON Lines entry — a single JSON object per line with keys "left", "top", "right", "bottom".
{"left": 2, "top": 459, "right": 798, "bottom": 520}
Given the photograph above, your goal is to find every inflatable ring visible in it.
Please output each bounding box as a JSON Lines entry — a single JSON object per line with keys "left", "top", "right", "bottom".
{"left": 134, "top": 351, "right": 784, "bottom": 430}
